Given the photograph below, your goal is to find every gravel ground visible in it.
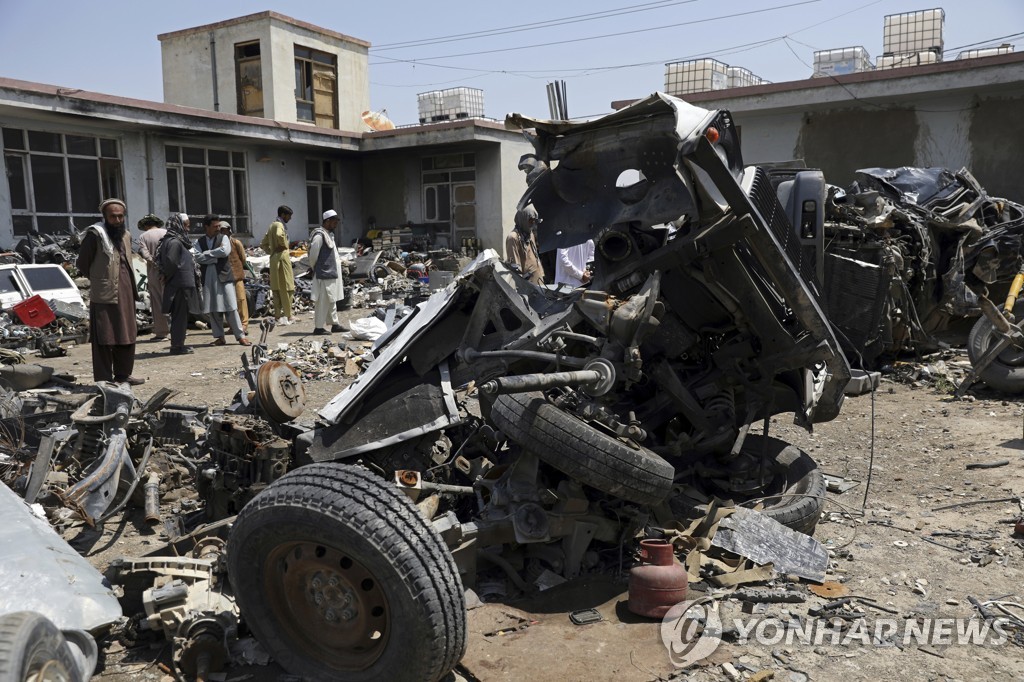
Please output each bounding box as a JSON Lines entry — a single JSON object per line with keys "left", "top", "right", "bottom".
{"left": 28, "top": 331, "right": 1024, "bottom": 681}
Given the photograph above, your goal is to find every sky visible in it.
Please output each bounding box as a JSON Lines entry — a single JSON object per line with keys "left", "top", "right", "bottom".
{"left": 0, "top": 0, "right": 1021, "bottom": 127}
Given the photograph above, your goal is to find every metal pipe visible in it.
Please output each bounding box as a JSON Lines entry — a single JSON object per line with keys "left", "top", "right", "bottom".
{"left": 420, "top": 481, "right": 476, "bottom": 496}
{"left": 209, "top": 32, "right": 219, "bottom": 112}
{"left": 462, "top": 347, "right": 587, "bottom": 368}
{"left": 480, "top": 369, "right": 602, "bottom": 395}
{"left": 144, "top": 472, "right": 161, "bottom": 525}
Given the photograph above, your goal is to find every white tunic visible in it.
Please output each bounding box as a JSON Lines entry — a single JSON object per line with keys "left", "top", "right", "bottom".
{"left": 309, "top": 228, "right": 344, "bottom": 302}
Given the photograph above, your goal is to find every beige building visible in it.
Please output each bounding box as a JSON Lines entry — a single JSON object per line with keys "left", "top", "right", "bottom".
{"left": 159, "top": 11, "right": 370, "bottom": 133}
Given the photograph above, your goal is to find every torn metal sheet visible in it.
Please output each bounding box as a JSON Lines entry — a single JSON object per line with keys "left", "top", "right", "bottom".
{"left": 0, "top": 482, "right": 122, "bottom": 632}
{"left": 711, "top": 507, "right": 828, "bottom": 582}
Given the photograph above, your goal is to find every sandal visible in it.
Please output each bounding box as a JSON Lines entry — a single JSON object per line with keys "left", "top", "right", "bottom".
{"left": 211, "top": 337, "right": 226, "bottom": 346}
{"left": 238, "top": 338, "right": 252, "bottom": 346}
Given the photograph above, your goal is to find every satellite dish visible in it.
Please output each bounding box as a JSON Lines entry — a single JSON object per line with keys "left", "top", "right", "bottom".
{"left": 361, "top": 109, "right": 396, "bottom": 131}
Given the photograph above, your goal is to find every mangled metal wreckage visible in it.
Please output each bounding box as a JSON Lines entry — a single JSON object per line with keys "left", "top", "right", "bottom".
{"left": 821, "top": 165, "right": 1024, "bottom": 389}
{"left": 224, "top": 93, "right": 851, "bottom": 681}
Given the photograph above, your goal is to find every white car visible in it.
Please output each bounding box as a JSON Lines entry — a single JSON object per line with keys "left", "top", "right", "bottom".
{"left": 0, "top": 263, "right": 85, "bottom": 310}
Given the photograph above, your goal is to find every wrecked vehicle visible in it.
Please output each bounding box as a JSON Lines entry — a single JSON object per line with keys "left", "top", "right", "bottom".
{"left": 223, "top": 93, "right": 851, "bottom": 681}
{"left": 821, "top": 166, "right": 1024, "bottom": 388}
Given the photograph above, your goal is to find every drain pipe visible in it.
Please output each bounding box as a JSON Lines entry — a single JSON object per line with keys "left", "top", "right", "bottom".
{"left": 209, "top": 32, "right": 219, "bottom": 112}
{"left": 143, "top": 132, "right": 154, "bottom": 214}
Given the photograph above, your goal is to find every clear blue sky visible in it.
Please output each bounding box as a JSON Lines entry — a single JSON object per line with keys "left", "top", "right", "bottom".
{"left": 0, "top": 0, "right": 1021, "bottom": 127}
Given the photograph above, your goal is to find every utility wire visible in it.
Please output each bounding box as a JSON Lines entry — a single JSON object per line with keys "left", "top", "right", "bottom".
{"left": 371, "top": 0, "right": 820, "bottom": 65}
{"left": 372, "top": 0, "right": 698, "bottom": 51}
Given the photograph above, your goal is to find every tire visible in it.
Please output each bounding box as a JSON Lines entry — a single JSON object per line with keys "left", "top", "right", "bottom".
{"left": 735, "top": 435, "right": 826, "bottom": 536}
{"left": 0, "top": 611, "right": 82, "bottom": 682}
{"left": 490, "top": 391, "right": 675, "bottom": 505}
{"left": 227, "top": 463, "right": 466, "bottom": 682}
{"left": 967, "top": 302, "right": 1024, "bottom": 393}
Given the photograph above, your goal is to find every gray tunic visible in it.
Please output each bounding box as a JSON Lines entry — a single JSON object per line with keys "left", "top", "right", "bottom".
{"left": 194, "top": 235, "right": 238, "bottom": 314}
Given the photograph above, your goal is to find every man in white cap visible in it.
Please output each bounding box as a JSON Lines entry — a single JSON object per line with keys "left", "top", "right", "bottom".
{"left": 309, "top": 209, "right": 347, "bottom": 335}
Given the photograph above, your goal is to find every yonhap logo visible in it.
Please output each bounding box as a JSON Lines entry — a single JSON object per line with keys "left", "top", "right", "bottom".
{"left": 660, "top": 597, "right": 723, "bottom": 667}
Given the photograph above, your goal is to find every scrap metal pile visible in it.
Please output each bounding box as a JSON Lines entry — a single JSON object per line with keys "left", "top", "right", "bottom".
{"left": 4, "top": 96, "right": 1024, "bottom": 682}
{"left": 822, "top": 166, "right": 1024, "bottom": 370}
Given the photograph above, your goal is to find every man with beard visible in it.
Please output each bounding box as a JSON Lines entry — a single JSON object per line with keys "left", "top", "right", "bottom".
{"left": 158, "top": 214, "right": 200, "bottom": 355}
{"left": 77, "top": 199, "right": 143, "bottom": 384}
{"left": 220, "top": 221, "right": 250, "bottom": 334}
{"left": 309, "top": 209, "right": 347, "bottom": 335}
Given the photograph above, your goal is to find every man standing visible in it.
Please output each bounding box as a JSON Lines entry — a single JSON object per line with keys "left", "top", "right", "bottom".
{"left": 555, "top": 239, "right": 595, "bottom": 288}
{"left": 158, "top": 214, "right": 198, "bottom": 355}
{"left": 221, "top": 221, "right": 249, "bottom": 334}
{"left": 260, "top": 205, "right": 295, "bottom": 325}
{"left": 505, "top": 205, "right": 545, "bottom": 286}
{"left": 137, "top": 214, "right": 168, "bottom": 341}
{"left": 195, "top": 215, "right": 250, "bottom": 346}
{"left": 309, "top": 209, "right": 347, "bottom": 335}
{"left": 77, "top": 199, "right": 143, "bottom": 385}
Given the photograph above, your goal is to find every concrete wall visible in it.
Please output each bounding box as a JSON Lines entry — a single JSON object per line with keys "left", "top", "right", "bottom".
{"left": 730, "top": 92, "right": 1024, "bottom": 196}
{"left": 360, "top": 154, "right": 413, "bottom": 231}
{"left": 969, "top": 94, "right": 1024, "bottom": 199}
{"left": 162, "top": 23, "right": 271, "bottom": 116}
{"left": 161, "top": 17, "right": 369, "bottom": 131}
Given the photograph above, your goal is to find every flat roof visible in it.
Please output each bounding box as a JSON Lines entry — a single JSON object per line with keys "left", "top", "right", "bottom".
{"left": 611, "top": 50, "right": 1024, "bottom": 110}
{"left": 157, "top": 10, "right": 370, "bottom": 49}
{"left": 0, "top": 77, "right": 515, "bottom": 152}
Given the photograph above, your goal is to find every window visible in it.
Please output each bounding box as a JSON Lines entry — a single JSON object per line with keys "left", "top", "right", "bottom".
{"left": 2, "top": 127, "right": 123, "bottom": 235}
{"left": 294, "top": 45, "right": 337, "bottom": 128}
{"left": 235, "top": 41, "right": 263, "bottom": 117}
{"left": 165, "top": 145, "right": 249, "bottom": 234}
{"left": 422, "top": 153, "right": 476, "bottom": 247}
{"left": 306, "top": 160, "right": 338, "bottom": 228}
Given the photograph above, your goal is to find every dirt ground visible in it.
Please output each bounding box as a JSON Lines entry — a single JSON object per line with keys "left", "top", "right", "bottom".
{"left": 32, "top": 316, "right": 1024, "bottom": 681}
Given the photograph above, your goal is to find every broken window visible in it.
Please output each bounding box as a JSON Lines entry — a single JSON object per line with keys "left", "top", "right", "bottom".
{"left": 305, "top": 160, "right": 339, "bottom": 229}
{"left": 235, "top": 41, "right": 264, "bottom": 117}
{"left": 422, "top": 154, "right": 475, "bottom": 248}
{"left": 165, "top": 145, "right": 250, "bottom": 234}
{"left": 1, "top": 127, "right": 124, "bottom": 235}
{"left": 294, "top": 45, "right": 337, "bottom": 128}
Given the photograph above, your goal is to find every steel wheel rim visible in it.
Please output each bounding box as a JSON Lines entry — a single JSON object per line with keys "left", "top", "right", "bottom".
{"left": 264, "top": 540, "right": 391, "bottom": 671}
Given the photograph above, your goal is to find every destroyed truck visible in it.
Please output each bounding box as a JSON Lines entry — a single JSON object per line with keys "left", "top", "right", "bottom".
{"left": 821, "top": 165, "right": 1024, "bottom": 390}
{"left": 223, "top": 93, "right": 852, "bottom": 681}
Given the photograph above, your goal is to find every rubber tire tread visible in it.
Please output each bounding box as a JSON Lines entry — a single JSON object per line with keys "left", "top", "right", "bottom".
{"left": 967, "top": 302, "right": 1024, "bottom": 394}
{"left": 744, "top": 435, "right": 826, "bottom": 536}
{"left": 490, "top": 391, "right": 674, "bottom": 504}
{"left": 227, "top": 463, "right": 466, "bottom": 682}
{"left": 0, "top": 611, "right": 80, "bottom": 682}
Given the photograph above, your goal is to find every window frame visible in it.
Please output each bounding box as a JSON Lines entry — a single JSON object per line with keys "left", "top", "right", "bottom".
{"left": 294, "top": 44, "right": 338, "bottom": 127}
{"left": 165, "top": 144, "right": 250, "bottom": 234}
{"left": 305, "top": 159, "right": 339, "bottom": 229}
{"left": 2, "top": 127, "right": 124, "bottom": 235}
{"left": 421, "top": 153, "right": 476, "bottom": 246}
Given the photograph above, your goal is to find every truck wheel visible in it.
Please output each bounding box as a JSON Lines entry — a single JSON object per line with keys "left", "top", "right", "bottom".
{"left": 732, "top": 435, "right": 826, "bottom": 536}
{"left": 227, "top": 463, "right": 466, "bottom": 682}
{"left": 0, "top": 611, "right": 81, "bottom": 682}
{"left": 967, "top": 303, "right": 1024, "bottom": 394}
{"left": 490, "top": 391, "right": 674, "bottom": 505}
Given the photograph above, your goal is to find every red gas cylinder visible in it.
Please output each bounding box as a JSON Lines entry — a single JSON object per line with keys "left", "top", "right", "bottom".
{"left": 628, "top": 538, "right": 689, "bottom": 618}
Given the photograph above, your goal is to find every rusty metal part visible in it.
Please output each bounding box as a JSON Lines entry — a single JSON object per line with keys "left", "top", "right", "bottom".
{"left": 627, "top": 539, "right": 688, "bottom": 618}
{"left": 809, "top": 581, "right": 851, "bottom": 599}
{"left": 62, "top": 431, "right": 134, "bottom": 526}
{"left": 144, "top": 472, "right": 161, "bottom": 525}
{"left": 263, "top": 540, "right": 390, "bottom": 670}
{"left": 808, "top": 597, "right": 853, "bottom": 617}
{"left": 479, "top": 359, "right": 615, "bottom": 396}
{"left": 255, "top": 361, "right": 306, "bottom": 423}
